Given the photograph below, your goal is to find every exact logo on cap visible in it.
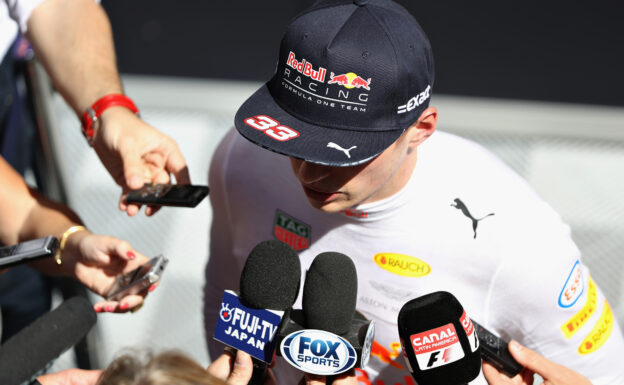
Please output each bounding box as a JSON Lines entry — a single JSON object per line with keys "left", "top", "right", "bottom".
{"left": 408, "top": 323, "right": 464, "bottom": 370}
{"left": 280, "top": 329, "right": 357, "bottom": 375}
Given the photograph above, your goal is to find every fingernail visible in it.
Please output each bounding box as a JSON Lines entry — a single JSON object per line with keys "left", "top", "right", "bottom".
{"left": 120, "top": 303, "right": 130, "bottom": 310}
{"left": 106, "top": 305, "right": 115, "bottom": 312}
{"left": 509, "top": 340, "right": 523, "bottom": 351}
{"left": 127, "top": 251, "right": 136, "bottom": 259}
{"left": 94, "top": 305, "right": 102, "bottom": 313}
{"left": 148, "top": 284, "right": 157, "bottom": 292}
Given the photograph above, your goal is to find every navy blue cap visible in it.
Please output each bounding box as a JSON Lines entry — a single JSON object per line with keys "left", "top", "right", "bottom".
{"left": 235, "top": 0, "right": 434, "bottom": 166}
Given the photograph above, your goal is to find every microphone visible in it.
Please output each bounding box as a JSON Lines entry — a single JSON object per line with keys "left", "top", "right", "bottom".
{"left": 0, "top": 296, "right": 97, "bottom": 385}
{"left": 213, "top": 240, "right": 301, "bottom": 385}
{"left": 397, "top": 291, "right": 481, "bottom": 385}
{"left": 279, "top": 252, "right": 374, "bottom": 376}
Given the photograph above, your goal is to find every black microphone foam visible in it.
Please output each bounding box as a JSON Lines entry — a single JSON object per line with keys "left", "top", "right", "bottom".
{"left": 239, "top": 240, "right": 301, "bottom": 310}
{"left": 397, "top": 291, "right": 481, "bottom": 385}
{"left": 0, "top": 296, "right": 97, "bottom": 385}
{"left": 303, "top": 252, "right": 357, "bottom": 335}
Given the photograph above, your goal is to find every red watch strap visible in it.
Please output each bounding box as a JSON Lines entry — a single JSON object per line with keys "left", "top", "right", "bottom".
{"left": 81, "top": 94, "right": 139, "bottom": 143}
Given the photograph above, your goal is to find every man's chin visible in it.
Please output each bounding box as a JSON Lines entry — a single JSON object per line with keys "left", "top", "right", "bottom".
{"left": 305, "top": 197, "right": 345, "bottom": 213}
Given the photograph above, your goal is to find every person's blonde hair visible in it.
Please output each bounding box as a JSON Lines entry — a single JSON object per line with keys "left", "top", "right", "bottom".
{"left": 98, "top": 349, "right": 227, "bottom": 385}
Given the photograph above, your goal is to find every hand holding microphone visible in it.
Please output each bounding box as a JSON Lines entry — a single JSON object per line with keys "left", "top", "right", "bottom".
{"left": 279, "top": 252, "right": 374, "bottom": 379}
{"left": 213, "top": 240, "right": 301, "bottom": 385}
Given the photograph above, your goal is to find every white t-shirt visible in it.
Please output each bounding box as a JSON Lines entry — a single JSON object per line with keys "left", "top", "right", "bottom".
{"left": 204, "top": 128, "right": 624, "bottom": 385}
{"left": 0, "top": 0, "right": 44, "bottom": 59}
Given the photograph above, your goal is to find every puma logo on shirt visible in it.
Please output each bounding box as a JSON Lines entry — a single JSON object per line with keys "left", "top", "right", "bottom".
{"left": 451, "top": 198, "right": 494, "bottom": 239}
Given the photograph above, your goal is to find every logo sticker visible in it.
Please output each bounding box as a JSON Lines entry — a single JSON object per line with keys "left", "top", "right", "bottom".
{"left": 327, "top": 142, "right": 357, "bottom": 158}
{"left": 578, "top": 300, "right": 614, "bottom": 355}
{"left": 409, "top": 323, "right": 464, "bottom": 370}
{"left": 214, "top": 290, "right": 283, "bottom": 362}
{"left": 340, "top": 209, "right": 369, "bottom": 218}
{"left": 328, "top": 72, "right": 372, "bottom": 90}
{"left": 274, "top": 210, "right": 310, "bottom": 251}
{"left": 450, "top": 198, "right": 495, "bottom": 239}
{"left": 460, "top": 311, "right": 479, "bottom": 353}
{"left": 369, "top": 281, "right": 414, "bottom": 301}
{"left": 373, "top": 253, "right": 431, "bottom": 277}
{"left": 280, "top": 329, "right": 357, "bottom": 375}
{"left": 244, "top": 115, "right": 300, "bottom": 142}
{"left": 558, "top": 260, "right": 584, "bottom": 308}
{"left": 286, "top": 51, "right": 327, "bottom": 82}
{"left": 561, "top": 277, "right": 597, "bottom": 339}
{"left": 397, "top": 85, "right": 431, "bottom": 114}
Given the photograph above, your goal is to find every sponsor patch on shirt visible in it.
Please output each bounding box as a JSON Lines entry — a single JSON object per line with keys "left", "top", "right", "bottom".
{"left": 274, "top": 210, "right": 310, "bottom": 251}
{"left": 578, "top": 300, "right": 614, "bottom": 355}
{"left": 373, "top": 253, "right": 431, "bottom": 277}
{"left": 560, "top": 277, "right": 598, "bottom": 339}
{"left": 558, "top": 260, "right": 584, "bottom": 308}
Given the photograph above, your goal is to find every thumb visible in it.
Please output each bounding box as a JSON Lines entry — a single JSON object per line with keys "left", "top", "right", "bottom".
{"left": 227, "top": 350, "right": 254, "bottom": 385}
{"left": 121, "top": 145, "right": 146, "bottom": 190}
{"left": 507, "top": 340, "right": 557, "bottom": 379}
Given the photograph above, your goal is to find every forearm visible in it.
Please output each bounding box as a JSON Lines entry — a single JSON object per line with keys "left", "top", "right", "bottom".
{"left": 25, "top": 0, "right": 123, "bottom": 115}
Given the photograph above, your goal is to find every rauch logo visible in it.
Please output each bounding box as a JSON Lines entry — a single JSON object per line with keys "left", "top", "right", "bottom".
{"left": 373, "top": 253, "right": 431, "bottom": 277}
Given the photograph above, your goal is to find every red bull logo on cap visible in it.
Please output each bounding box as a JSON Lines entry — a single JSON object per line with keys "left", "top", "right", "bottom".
{"left": 286, "top": 51, "right": 327, "bottom": 83}
{"left": 328, "top": 72, "right": 372, "bottom": 90}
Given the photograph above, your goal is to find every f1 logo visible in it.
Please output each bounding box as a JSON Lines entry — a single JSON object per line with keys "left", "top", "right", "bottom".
{"left": 426, "top": 347, "right": 452, "bottom": 368}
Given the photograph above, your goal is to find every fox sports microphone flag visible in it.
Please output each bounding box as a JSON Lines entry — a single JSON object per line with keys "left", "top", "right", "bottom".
{"left": 397, "top": 291, "right": 481, "bottom": 385}
{"left": 213, "top": 240, "right": 301, "bottom": 363}
{"left": 280, "top": 252, "right": 368, "bottom": 375}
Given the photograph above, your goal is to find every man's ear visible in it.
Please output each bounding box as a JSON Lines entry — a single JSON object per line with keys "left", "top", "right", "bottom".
{"left": 406, "top": 107, "right": 438, "bottom": 148}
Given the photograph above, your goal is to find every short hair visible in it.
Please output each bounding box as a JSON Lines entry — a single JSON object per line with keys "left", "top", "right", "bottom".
{"left": 98, "top": 349, "right": 227, "bottom": 385}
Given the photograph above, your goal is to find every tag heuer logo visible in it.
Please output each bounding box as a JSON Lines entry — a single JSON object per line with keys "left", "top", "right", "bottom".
{"left": 274, "top": 211, "right": 310, "bottom": 251}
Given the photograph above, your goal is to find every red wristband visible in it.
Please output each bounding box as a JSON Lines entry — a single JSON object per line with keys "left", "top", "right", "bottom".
{"left": 81, "top": 94, "right": 139, "bottom": 144}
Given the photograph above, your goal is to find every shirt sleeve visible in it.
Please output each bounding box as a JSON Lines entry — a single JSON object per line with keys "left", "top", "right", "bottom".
{"left": 5, "top": 0, "right": 45, "bottom": 32}
{"left": 204, "top": 128, "right": 243, "bottom": 360}
{"left": 5, "top": 0, "right": 100, "bottom": 33}
{"left": 486, "top": 199, "right": 624, "bottom": 384}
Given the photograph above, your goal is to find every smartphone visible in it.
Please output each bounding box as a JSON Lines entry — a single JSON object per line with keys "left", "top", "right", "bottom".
{"left": 126, "top": 184, "right": 209, "bottom": 208}
{"left": 471, "top": 319, "right": 523, "bottom": 377}
{"left": 106, "top": 255, "right": 169, "bottom": 301}
{"left": 0, "top": 236, "right": 59, "bottom": 268}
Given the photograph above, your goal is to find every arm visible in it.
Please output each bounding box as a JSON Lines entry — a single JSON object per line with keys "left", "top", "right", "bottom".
{"left": 482, "top": 340, "right": 593, "bottom": 385}
{"left": 25, "top": 0, "right": 190, "bottom": 216}
{"left": 0, "top": 156, "right": 150, "bottom": 311}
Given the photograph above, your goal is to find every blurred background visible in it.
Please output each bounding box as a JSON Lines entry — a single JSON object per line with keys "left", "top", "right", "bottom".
{"left": 2, "top": 0, "right": 624, "bottom": 376}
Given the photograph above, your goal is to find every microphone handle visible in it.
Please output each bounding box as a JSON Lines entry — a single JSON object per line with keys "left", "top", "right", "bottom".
{"left": 248, "top": 358, "right": 267, "bottom": 385}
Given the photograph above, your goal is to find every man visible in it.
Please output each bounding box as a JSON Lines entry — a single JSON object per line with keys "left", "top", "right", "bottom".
{"left": 204, "top": 1, "right": 624, "bottom": 384}
{"left": 1, "top": 0, "right": 190, "bottom": 216}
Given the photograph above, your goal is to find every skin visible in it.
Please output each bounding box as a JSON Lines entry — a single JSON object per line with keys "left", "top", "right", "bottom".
{"left": 25, "top": 0, "right": 190, "bottom": 217}
{"left": 0, "top": 156, "right": 151, "bottom": 312}
{"left": 482, "top": 340, "right": 593, "bottom": 385}
{"left": 290, "top": 107, "right": 438, "bottom": 212}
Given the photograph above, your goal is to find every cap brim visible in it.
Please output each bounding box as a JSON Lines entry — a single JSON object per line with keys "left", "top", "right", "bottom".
{"left": 234, "top": 84, "right": 404, "bottom": 167}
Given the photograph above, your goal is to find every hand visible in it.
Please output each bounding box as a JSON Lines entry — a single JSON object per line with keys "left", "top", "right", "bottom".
{"left": 207, "top": 350, "right": 277, "bottom": 385}
{"left": 63, "top": 230, "right": 153, "bottom": 313}
{"left": 92, "top": 106, "right": 190, "bottom": 216}
{"left": 299, "top": 370, "right": 358, "bottom": 385}
{"left": 37, "top": 368, "right": 103, "bottom": 385}
{"left": 482, "top": 340, "right": 593, "bottom": 385}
